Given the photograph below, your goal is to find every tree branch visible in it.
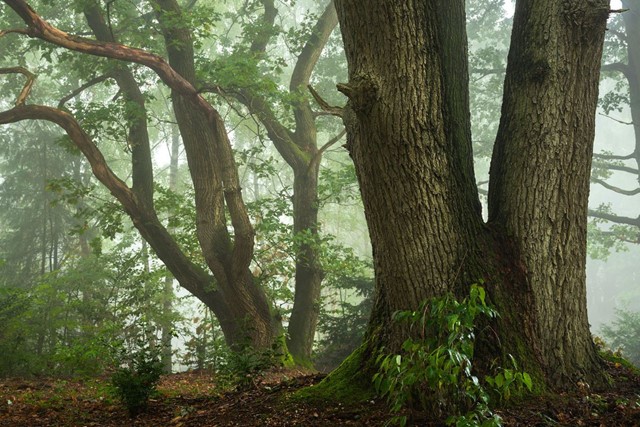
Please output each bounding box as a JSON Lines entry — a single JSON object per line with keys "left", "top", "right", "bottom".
{"left": 600, "top": 61, "right": 629, "bottom": 79}
{"left": 0, "top": 103, "right": 227, "bottom": 317}
{"left": 593, "top": 151, "right": 636, "bottom": 160}
{"left": 3, "top": 0, "right": 212, "bottom": 115}
{"left": 307, "top": 84, "right": 343, "bottom": 117}
{"left": 592, "top": 161, "right": 639, "bottom": 175}
{"left": 597, "top": 112, "right": 633, "bottom": 125}
{"left": 591, "top": 177, "right": 640, "bottom": 195}
{"left": 57, "top": 72, "right": 113, "bottom": 109}
{"left": 0, "top": 66, "right": 36, "bottom": 106}
{"left": 289, "top": 1, "right": 338, "bottom": 92}
{"left": 588, "top": 209, "right": 640, "bottom": 227}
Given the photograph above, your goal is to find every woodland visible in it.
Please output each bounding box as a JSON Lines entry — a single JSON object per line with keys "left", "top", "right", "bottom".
{"left": 1, "top": 0, "right": 640, "bottom": 426}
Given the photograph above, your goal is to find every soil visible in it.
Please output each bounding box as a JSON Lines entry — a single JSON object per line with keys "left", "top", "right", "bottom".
{"left": 0, "top": 361, "right": 639, "bottom": 426}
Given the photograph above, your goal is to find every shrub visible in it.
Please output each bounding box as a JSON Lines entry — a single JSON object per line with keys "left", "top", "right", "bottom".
{"left": 373, "top": 284, "right": 532, "bottom": 427}
{"left": 110, "top": 345, "right": 164, "bottom": 417}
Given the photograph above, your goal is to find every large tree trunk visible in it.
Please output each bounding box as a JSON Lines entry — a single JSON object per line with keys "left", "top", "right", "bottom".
{"left": 488, "top": 0, "right": 609, "bottom": 385}
{"left": 327, "top": 0, "right": 609, "bottom": 393}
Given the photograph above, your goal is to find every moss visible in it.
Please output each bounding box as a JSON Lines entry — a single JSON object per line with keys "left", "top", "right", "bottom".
{"left": 598, "top": 350, "right": 640, "bottom": 375}
{"left": 292, "top": 344, "right": 375, "bottom": 404}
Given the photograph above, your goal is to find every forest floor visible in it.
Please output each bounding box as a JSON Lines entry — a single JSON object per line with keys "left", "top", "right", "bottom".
{"left": 1, "top": 360, "right": 639, "bottom": 426}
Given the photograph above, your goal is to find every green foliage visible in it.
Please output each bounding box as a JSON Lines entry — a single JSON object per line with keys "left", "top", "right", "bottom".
{"left": 110, "top": 343, "right": 164, "bottom": 417}
{"left": 587, "top": 204, "right": 631, "bottom": 261}
{"left": 373, "top": 284, "right": 532, "bottom": 426}
{"left": 600, "top": 308, "right": 640, "bottom": 367}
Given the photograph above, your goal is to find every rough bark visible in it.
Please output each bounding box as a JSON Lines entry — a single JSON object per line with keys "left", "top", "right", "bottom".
{"left": 488, "top": 0, "right": 610, "bottom": 386}
{"left": 332, "top": 0, "right": 609, "bottom": 391}
{"left": 335, "top": 0, "right": 484, "bottom": 350}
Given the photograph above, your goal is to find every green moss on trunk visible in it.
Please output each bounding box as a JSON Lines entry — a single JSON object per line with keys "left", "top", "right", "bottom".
{"left": 293, "top": 343, "right": 374, "bottom": 403}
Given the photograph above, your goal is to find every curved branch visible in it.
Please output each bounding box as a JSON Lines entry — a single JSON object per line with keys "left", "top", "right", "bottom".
{"left": 0, "top": 28, "right": 31, "bottom": 37}
{"left": 591, "top": 177, "right": 640, "bottom": 195}
{"left": 0, "top": 67, "right": 36, "bottom": 106}
{"left": 0, "top": 104, "right": 228, "bottom": 317}
{"left": 309, "top": 128, "right": 345, "bottom": 172}
{"left": 588, "top": 209, "right": 640, "bottom": 227}
{"left": 593, "top": 151, "right": 636, "bottom": 160}
{"left": 601, "top": 61, "right": 629, "bottom": 76}
{"left": 308, "top": 84, "right": 343, "bottom": 117}
{"left": 597, "top": 112, "right": 633, "bottom": 125}
{"left": 289, "top": 1, "right": 338, "bottom": 92}
{"left": 3, "top": 0, "right": 212, "bottom": 115}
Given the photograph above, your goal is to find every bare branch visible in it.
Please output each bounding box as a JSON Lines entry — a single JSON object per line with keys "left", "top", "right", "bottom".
{"left": 598, "top": 112, "right": 633, "bottom": 125}
{"left": 318, "top": 128, "right": 346, "bottom": 156}
{"left": 308, "top": 85, "right": 343, "bottom": 117}
{"left": 0, "top": 28, "right": 31, "bottom": 37}
{"left": 0, "top": 66, "right": 36, "bottom": 106}
{"left": 601, "top": 61, "right": 629, "bottom": 79}
{"left": 592, "top": 161, "right": 639, "bottom": 175}
{"left": 58, "top": 73, "right": 113, "bottom": 109}
{"left": 588, "top": 209, "right": 640, "bottom": 228}
{"left": 592, "top": 177, "right": 640, "bottom": 195}
{"left": 593, "top": 151, "right": 636, "bottom": 160}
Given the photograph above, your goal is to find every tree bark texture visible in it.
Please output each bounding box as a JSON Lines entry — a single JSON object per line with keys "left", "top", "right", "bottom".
{"left": 488, "top": 0, "right": 609, "bottom": 385}
{"left": 335, "top": 0, "right": 609, "bottom": 389}
{"left": 335, "top": 0, "right": 485, "bottom": 350}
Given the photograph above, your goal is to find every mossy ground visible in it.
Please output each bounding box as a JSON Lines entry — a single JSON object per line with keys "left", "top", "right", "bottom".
{"left": 1, "top": 360, "right": 639, "bottom": 426}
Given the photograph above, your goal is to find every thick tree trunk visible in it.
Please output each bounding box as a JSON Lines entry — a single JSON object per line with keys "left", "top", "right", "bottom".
{"left": 488, "top": 0, "right": 610, "bottom": 386}
{"left": 152, "top": 0, "right": 280, "bottom": 350}
{"left": 328, "top": 0, "right": 609, "bottom": 393}
{"left": 335, "top": 0, "right": 484, "bottom": 351}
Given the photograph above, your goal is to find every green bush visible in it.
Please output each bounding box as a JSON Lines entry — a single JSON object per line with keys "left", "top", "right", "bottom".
{"left": 110, "top": 345, "right": 164, "bottom": 417}
{"left": 373, "top": 284, "right": 532, "bottom": 427}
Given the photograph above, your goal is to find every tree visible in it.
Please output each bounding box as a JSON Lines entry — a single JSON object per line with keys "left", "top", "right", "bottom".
{"left": 0, "top": 0, "right": 345, "bottom": 359}
{"left": 327, "top": 0, "right": 610, "bottom": 392}
{"left": 203, "top": 0, "right": 342, "bottom": 364}
{"left": 0, "top": 0, "right": 350, "bottom": 363}
{"left": 588, "top": 1, "right": 640, "bottom": 254}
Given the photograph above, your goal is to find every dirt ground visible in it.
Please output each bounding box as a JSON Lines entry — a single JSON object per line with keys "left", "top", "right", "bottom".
{"left": 1, "top": 361, "right": 639, "bottom": 426}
